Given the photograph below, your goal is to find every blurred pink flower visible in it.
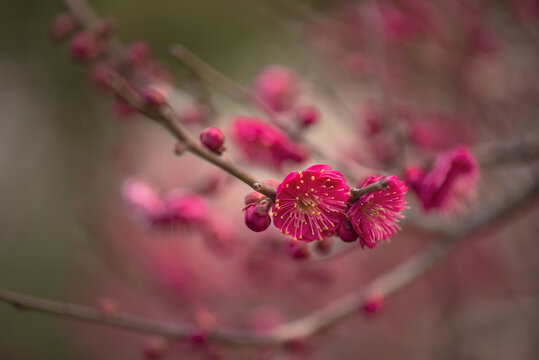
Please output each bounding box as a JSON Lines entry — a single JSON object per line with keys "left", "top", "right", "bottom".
{"left": 251, "top": 65, "right": 299, "bottom": 112}
{"left": 230, "top": 116, "right": 307, "bottom": 170}
{"left": 272, "top": 165, "right": 349, "bottom": 241}
{"left": 122, "top": 178, "right": 208, "bottom": 228}
{"left": 405, "top": 146, "right": 479, "bottom": 213}
{"left": 347, "top": 175, "right": 407, "bottom": 249}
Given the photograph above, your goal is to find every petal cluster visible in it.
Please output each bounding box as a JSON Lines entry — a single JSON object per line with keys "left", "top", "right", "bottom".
{"left": 347, "top": 175, "right": 407, "bottom": 248}
{"left": 405, "top": 146, "right": 479, "bottom": 213}
{"left": 251, "top": 65, "right": 299, "bottom": 112}
{"left": 230, "top": 116, "right": 307, "bottom": 170}
{"left": 122, "top": 178, "right": 208, "bottom": 227}
{"left": 272, "top": 165, "right": 349, "bottom": 241}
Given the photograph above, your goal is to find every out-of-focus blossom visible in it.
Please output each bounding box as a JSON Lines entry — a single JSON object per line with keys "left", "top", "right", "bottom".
{"left": 295, "top": 105, "right": 319, "bottom": 128}
{"left": 362, "top": 293, "right": 384, "bottom": 314}
{"left": 272, "top": 165, "right": 349, "bottom": 241}
{"left": 405, "top": 145, "right": 479, "bottom": 213}
{"left": 124, "top": 41, "right": 151, "bottom": 66}
{"left": 122, "top": 178, "right": 208, "bottom": 228}
{"left": 69, "top": 32, "right": 102, "bottom": 61}
{"left": 379, "top": 1, "right": 431, "bottom": 42}
{"left": 122, "top": 178, "right": 164, "bottom": 222}
{"left": 251, "top": 65, "right": 299, "bottom": 112}
{"left": 230, "top": 116, "right": 307, "bottom": 170}
{"left": 406, "top": 113, "right": 474, "bottom": 152}
{"left": 347, "top": 175, "right": 407, "bottom": 249}
{"left": 50, "top": 12, "right": 76, "bottom": 41}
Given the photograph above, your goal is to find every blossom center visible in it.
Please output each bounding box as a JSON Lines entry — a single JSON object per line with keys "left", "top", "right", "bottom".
{"left": 297, "top": 195, "right": 318, "bottom": 214}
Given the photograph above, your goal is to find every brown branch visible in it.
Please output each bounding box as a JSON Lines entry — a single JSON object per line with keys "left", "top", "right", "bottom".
{"left": 0, "top": 288, "right": 274, "bottom": 347}
{"left": 476, "top": 135, "right": 539, "bottom": 167}
{"left": 348, "top": 178, "right": 389, "bottom": 204}
{"left": 268, "top": 175, "right": 539, "bottom": 340}
{"left": 106, "top": 75, "right": 277, "bottom": 200}
{"left": 2, "top": 177, "right": 537, "bottom": 346}
{"left": 59, "top": 0, "right": 276, "bottom": 200}
{"left": 169, "top": 43, "right": 378, "bottom": 182}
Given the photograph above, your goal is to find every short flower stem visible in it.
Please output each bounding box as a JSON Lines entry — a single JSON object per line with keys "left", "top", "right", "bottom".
{"left": 348, "top": 178, "right": 389, "bottom": 204}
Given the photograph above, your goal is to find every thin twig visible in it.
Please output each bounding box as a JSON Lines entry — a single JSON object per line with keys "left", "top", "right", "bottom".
{"left": 60, "top": 0, "right": 276, "bottom": 200}
{"left": 2, "top": 177, "right": 537, "bottom": 345}
{"left": 348, "top": 178, "right": 389, "bottom": 204}
{"left": 106, "top": 74, "right": 277, "bottom": 199}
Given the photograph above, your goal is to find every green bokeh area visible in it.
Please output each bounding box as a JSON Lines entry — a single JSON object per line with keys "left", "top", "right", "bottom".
{"left": 0, "top": 1, "right": 312, "bottom": 358}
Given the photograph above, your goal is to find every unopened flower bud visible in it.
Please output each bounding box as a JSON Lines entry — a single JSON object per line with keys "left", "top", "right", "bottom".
{"left": 338, "top": 219, "right": 358, "bottom": 243}
{"left": 69, "top": 32, "right": 101, "bottom": 61}
{"left": 124, "top": 40, "right": 151, "bottom": 66}
{"left": 143, "top": 336, "right": 169, "bottom": 359}
{"left": 251, "top": 65, "right": 299, "bottom": 112}
{"left": 285, "top": 240, "right": 310, "bottom": 260}
{"left": 296, "top": 105, "right": 319, "bottom": 127}
{"left": 142, "top": 87, "right": 166, "bottom": 107}
{"left": 93, "top": 17, "right": 116, "bottom": 39}
{"left": 244, "top": 204, "right": 271, "bottom": 232}
{"left": 50, "top": 12, "right": 76, "bottom": 41}
{"left": 244, "top": 191, "right": 265, "bottom": 205}
{"left": 200, "top": 127, "right": 225, "bottom": 154}
{"left": 362, "top": 293, "right": 384, "bottom": 315}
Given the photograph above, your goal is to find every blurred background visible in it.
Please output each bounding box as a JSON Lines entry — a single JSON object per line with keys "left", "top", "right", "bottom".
{"left": 1, "top": 0, "right": 538, "bottom": 359}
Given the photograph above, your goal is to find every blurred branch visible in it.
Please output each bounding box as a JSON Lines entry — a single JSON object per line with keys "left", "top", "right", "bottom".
{"left": 2, "top": 176, "right": 537, "bottom": 346}
{"left": 476, "top": 135, "right": 539, "bottom": 167}
{"left": 170, "top": 44, "right": 251, "bottom": 102}
{"left": 59, "top": 0, "right": 277, "bottom": 200}
{"left": 269, "top": 175, "right": 539, "bottom": 340}
{"left": 108, "top": 74, "right": 277, "bottom": 199}
{"left": 0, "top": 287, "right": 274, "bottom": 346}
{"left": 169, "top": 43, "right": 377, "bottom": 182}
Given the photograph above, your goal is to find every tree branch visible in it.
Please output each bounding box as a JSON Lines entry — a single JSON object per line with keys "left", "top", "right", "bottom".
{"left": 2, "top": 177, "right": 537, "bottom": 346}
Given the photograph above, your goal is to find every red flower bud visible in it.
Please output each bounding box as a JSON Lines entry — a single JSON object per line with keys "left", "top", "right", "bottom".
{"left": 200, "top": 127, "right": 225, "bottom": 154}
{"left": 142, "top": 87, "right": 166, "bottom": 107}
{"left": 338, "top": 219, "right": 358, "bottom": 243}
{"left": 69, "top": 32, "right": 101, "bottom": 61}
{"left": 244, "top": 191, "right": 265, "bottom": 205}
{"left": 362, "top": 293, "right": 384, "bottom": 315}
{"left": 296, "top": 105, "right": 319, "bottom": 127}
{"left": 244, "top": 204, "right": 271, "bottom": 232}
